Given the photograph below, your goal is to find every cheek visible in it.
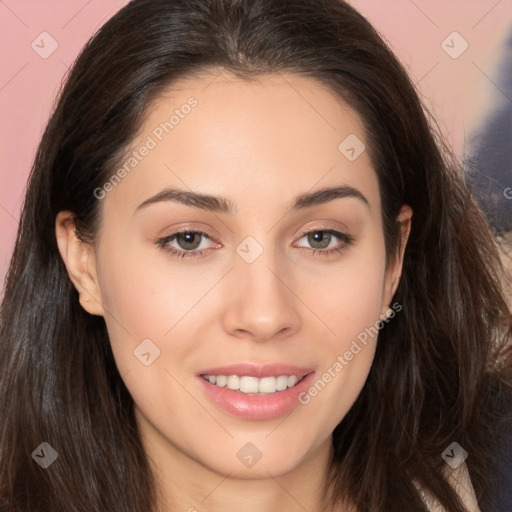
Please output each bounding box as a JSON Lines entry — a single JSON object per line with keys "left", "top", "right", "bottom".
{"left": 309, "top": 239, "right": 387, "bottom": 347}
{"left": 94, "top": 234, "right": 219, "bottom": 379}
{"left": 96, "top": 233, "right": 214, "bottom": 330}
{"left": 297, "top": 235, "right": 387, "bottom": 424}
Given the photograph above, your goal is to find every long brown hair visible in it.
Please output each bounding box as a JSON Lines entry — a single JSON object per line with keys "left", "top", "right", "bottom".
{"left": 1, "top": 1, "right": 511, "bottom": 510}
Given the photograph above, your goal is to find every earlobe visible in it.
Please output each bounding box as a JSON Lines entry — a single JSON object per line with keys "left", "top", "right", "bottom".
{"left": 381, "top": 204, "right": 413, "bottom": 314}
{"left": 55, "top": 211, "right": 104, "bottom": 316}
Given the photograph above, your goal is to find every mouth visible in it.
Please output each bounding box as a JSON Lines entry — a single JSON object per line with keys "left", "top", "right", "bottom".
{"left": 200, "top": 374, "right": 308, "bottom": 395}
{"left": 196, "top": 363, "right": 315, "bottom": 420}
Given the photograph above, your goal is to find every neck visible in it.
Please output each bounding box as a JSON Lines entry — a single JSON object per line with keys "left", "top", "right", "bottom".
{"left": 137, "top": 411, "right": 340, "bottom": 512}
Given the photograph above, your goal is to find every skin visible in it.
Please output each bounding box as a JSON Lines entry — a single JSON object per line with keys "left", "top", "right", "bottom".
{"left": 56, "top": 71, "right": 413, "bottom": 512}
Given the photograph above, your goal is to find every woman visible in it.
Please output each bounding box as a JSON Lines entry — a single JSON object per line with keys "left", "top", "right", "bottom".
{"left": 1, "top": 1, "right": 511, "bottom": 511}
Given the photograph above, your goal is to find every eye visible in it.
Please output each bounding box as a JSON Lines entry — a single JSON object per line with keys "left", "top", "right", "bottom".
{"left": 156, "top": 230, "right": 215, "bottom": 259}
{"left": 156, "top": 227, "right": 355, "bottom": 260}
{"left": 294, "top": 228, "right": 355, "bottom": 257}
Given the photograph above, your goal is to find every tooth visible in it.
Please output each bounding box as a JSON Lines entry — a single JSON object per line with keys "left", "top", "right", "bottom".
{"left": 276, "top": 375, "right": 288, "bottom": 391}
{"left": 259, "top": 376, "right": 277, "bottom": 394}
{"left": 227, "top": 375, "right": 240, "bottom": 390}
{"left": 208, "top": 374, "right": 303, "bottom": 393}
{"left": 239, "top": 376, "right": 259, "bottom": 393}
{"left": 216, "top": 375, "right": 227, "bottom": 387}
{"left": 287, "top": 375, "right": 298, "bottom": 387}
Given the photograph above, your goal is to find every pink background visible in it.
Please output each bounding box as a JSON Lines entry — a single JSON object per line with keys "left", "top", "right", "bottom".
{"left": 1, "top": 0, "right": 511, "bottom": 295}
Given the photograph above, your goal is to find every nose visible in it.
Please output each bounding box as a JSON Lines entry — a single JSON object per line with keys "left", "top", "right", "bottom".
{"left": 221, "top": 248, "right": 301, "bottom": 342}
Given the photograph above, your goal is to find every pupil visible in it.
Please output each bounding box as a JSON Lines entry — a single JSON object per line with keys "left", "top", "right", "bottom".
{"left": 179, "top": 232, "right": 199, "bottom": 249}
{"left": 309, "top": 231, "right": 330, "bottom": 249}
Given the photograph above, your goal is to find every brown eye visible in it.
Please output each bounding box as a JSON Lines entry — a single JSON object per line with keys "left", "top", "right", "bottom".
{"left": 307, "top": 231, "right": 333, "bottom": 250}
{"left": 173, "top": 232, "right": 203, "bottom": 250}
{"left": 157, "top": 230, "right": 214, "bottom": 259}
{"left": 295, "top": 228, "right": 355, "bottom": 256}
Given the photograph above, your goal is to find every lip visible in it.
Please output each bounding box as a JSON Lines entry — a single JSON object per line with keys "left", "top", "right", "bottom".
{"left": 197, "top": 362, "right": 314, "bottom": 379}
{"left": 196, "top": 363, "right": 316, "bottom": 420}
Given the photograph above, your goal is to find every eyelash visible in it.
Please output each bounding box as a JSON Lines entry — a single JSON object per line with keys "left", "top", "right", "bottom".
{"left": 156, "top": 227, "right": 355, "bottom": 259}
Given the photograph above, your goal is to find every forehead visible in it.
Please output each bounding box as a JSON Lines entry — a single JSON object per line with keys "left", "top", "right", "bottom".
{"left": 148, "top": 70, "right": 366, "bottom": 149}
{"left": 102, "top": 70, "right": 380, "bottom": 219}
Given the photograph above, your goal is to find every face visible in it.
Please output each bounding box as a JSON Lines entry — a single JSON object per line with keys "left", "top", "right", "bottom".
{"left": 57, "top": 71, "right": 411, "bottom": 481}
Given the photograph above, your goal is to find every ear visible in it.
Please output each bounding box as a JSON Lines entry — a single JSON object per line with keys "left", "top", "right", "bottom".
{"left": 55, "top": 211, "right": 104, "bottom": 316}
{"left": 381, "top": 204, "right": 413, "bottom": 317}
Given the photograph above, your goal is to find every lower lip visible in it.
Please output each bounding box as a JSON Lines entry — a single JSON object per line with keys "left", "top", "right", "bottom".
{"left": 197, "top": 372, "right": 316, "bottom": 420}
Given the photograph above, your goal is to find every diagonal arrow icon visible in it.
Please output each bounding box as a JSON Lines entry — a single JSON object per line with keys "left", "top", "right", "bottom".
{"left": 237, "top": 442, "right": 262, "bottom": 468}
{"left": 134, "top": 339, "right": 161, "bottom": 366}
{"left": 31, "top": 442, "right": 58, "bottom": 468}
{"left": 441, "top": 441, "right": 468, "bottom": 469}
{"left": 236, "top": 236, "right": 263, "bottom": 263}
{"left": 31, "top": 31, "right": 59, "bottom": 59}
{"left": 339, "top": 134, "right": 365, "bottom": 161}
{"left": 441, "top": 31, "right": 468, "bottom": 59}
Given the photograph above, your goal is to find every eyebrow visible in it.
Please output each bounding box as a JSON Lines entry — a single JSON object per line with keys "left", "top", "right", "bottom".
{"left": 134, "top": 184, "right": 369, "bottom": 215}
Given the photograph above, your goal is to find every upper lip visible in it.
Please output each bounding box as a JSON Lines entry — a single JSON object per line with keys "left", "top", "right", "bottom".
{"left": 198, "top": 363, "right": 314, "bottom": 379}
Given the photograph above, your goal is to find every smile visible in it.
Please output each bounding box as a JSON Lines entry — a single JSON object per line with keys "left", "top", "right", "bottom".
{"left": 196, "top": 364, "right": 316, "bottom": 420}
{"left": 200, "top": 374, "right": 306, "bottom": 394}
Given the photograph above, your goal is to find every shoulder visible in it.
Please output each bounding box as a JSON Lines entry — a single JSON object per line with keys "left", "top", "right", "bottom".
{"left": 445, "top": 462, "right": 480, "bottom": 512}
{"left": 415, "top": 462, "right": 481, "bottom": 512}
